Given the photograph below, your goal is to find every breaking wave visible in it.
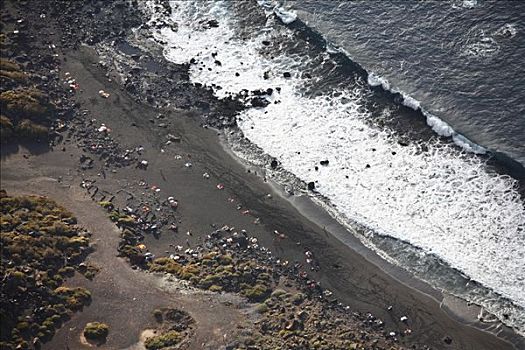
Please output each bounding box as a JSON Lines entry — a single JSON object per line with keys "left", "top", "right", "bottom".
{"left": 139, "top": 0, "right": 525, "bottom": 335}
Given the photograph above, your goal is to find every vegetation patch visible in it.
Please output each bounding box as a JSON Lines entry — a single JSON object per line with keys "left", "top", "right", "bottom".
{"left": 83, "top": 322, "right": 109, "bottom": 341}
{"left": 98, "top": 204, "right": 149, "bottom": 265}
{"left": 144, "top": 331, "right": 181, "bottom": 350}
{"left": 0, "top": 114, "right": 14, "bottom": 141}
{"left": 148, "top": 248, "right": 275, "bottom": 303}
{"left": 144, "top": 308, "right": 194, "bottom": 350}
{"left": 146, "top": 229, "right": 405, "bottom": 349}
{"left": 0, "top": 88, "right": 53, "bottom": 121}
{"left": 0, "top": 58, "right": 28, "bottom": 82}
{"left": 14, "top": 118, "right": 48, "bottom": 140}
{"left": 0, "top": 191, "right": 92, "bottom": 349}
{"left": 78, "top": 263, "right": 100, "bottom": 280}
{"left": 0, "top": 57, "right": 54, "bottom": 143}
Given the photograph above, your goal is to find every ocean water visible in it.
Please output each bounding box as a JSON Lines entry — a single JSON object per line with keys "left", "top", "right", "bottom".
{"left": 289, "top": 0, "right": 525, "bottom": 166}
{"left": 139, "top": 0, "right": 525, "bottom": 335}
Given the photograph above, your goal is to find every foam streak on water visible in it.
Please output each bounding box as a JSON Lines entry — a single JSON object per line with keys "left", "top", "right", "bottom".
{"left": 141, "top": 0, "right": 525, "bottom": 334}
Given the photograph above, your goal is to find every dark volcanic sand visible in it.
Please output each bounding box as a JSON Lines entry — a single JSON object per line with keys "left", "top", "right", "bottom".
{"left": 1, "top": 1, "right": 523, "bottom": 349}
{"left": 1, "top": 46, "right": 517, "bottom": 349}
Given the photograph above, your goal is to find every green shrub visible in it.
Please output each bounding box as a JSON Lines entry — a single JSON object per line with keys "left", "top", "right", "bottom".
{"left": 0, "top": 88, "right": 53, "bottom": 120}
{"left": 54, "top": 287, "right": 91, "bottom": 310}
{"left": 144, "top": 331, "right": 181, "bottom": 350}
{"left": 83, "top": 322, "right": 109, "bottom": 341}
{"left": 242, "top": 284, "right": 271, "bottom": 302}
{"left": 0, "top": 70, "right": 27, "bottom": 81}
{"left": 270, "top": 289, "right": 286, "bottom": 298}
{"left": 15, "top": 119, "right": 48, "bottom": 140}
{"left": 255, "top": 303, "right": 269, "bottom": 314}
{"left": 0, "top": 59, "right": 27, "bottom": 82}
{"left": 0, "top": 115, "right": 14, "bottom": 142}
{"left": 218, "top": 254, "right": 233, "bottom": 265}
{"left": 117, "top": 215, "right": 136, "bottom": 227}
{"left": 15, "top": 322, "right": 29, "bottom": 331}
{"left": 0, "top": 58, "right": 22, "bottom": 71}
{"left": 208, "top": 284, "right": 223, "bottom": 293}
{"left": 58, "top": 266, "right": 75, "bottom": 277}
{"left": 291, "top": 292, "right": 305, "bottom": 305}
{"left": 80, "top": 264, "right": 100, "bottom": 280}
{"left": 0, "top": 193, "right": 92, "bottom": 348}
{"left": 98, "top": 201, "right": 114, "bottom": 210}
{"left": 149, "top": 258, "right": 182, "bottom": 274}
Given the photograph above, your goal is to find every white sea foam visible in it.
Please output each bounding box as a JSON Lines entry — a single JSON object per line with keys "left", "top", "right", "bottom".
{"left": 142, "top": 0, "right": 525, "bottom": 333}
{"left": 402, "top": 95, "right": 421, "bottom": 110}
{"left": 452, "top": 133, "right": 487, "bottom": 154}
{"left": 274, "top": 7, "right": 298, "bottom": 24}
{"left": 426, "top": 113, "right": 454, "bottom": 137}
{"left": 495, "top": 23, "right": 517, "bottom": 38}
{"left": 462, "top": 0, "right": 478, "bottom": 9}
{"left": 367, "top": 72, "right": 390, "bottom": 90}
{"left": 367, "top": 71, "right": 486, "bottom": 154}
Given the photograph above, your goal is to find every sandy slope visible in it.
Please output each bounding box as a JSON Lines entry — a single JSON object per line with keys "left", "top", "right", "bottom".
{"left": 1, "top": 42, "right": 520, "bottom": 349}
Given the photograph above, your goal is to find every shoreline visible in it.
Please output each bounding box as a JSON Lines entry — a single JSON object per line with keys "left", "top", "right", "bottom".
{"left": 219, "top": 131, "right": 524, "bottom": 349}
{"left": 146, "top": 0, "right": 525, "bottom": 336}
{"left": 0, "top": 0, "right": 523, "bottom": 349}
{"left": 54, "top": 44, "right": 524, "bottom": 348}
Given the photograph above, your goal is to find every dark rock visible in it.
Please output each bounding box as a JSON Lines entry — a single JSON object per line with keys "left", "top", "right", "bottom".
{"left": 283, "top": 72, "right": 291, "bottom": 78}
{"left": 320, "top": 160, "right": 329, "bottom": 166}
{"left": 262, "top": 40, "right": 271, "bottom": 46}
{"left": 270, "top": 159, "right": 278, "bottom": 169}
{"left": 307, "top": 182, "right": 315, "bottom": 191}
{"left": 125, "top": 83, "right": 136, "bottom": 93}
{"left": 251, "top": 97, "right": 269, "bottom": 108}
{"left": 167, "top": 134, "right": 181, "bottom": 143}
{"left": 15, "top": 54, "right": 29, "bottom": 63}
{"left": 207, "top": 19, "right": 219, "bottom": 28}
{"left": 443, "top": 336, "right": 452, "bottom": 344}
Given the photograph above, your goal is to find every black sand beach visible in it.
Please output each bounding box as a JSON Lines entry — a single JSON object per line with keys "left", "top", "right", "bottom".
{"left": 1, "top": 1, "right": 523, "bottom": 349}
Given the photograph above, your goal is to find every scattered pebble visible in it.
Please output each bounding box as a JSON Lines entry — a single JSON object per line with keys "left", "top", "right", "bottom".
{"left": 98, "top": 89, "right": 110, "bottom": 98}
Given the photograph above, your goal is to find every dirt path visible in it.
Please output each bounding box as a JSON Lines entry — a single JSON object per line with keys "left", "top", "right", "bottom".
{"left": 1, "top": 150, "right": 250, "bottom": 350}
